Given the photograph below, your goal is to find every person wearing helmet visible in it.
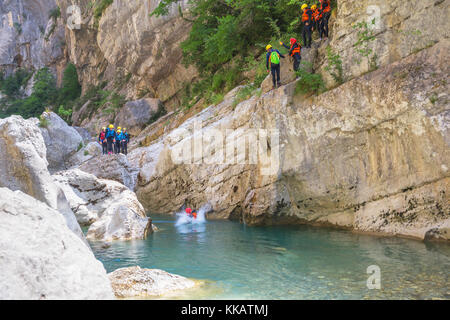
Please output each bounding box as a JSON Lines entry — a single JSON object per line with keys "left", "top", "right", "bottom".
{"left": 115, "top": 128, "right": 123, "bottom": 154}
{"left": 311, "top": 4, "right": 324, "bottom": 39}
{"left": 319, "top": 0, "right": 331, "bottom": 38}
{"left": 280, "top": 38, "right": 302, "bottom": 72}
{"left": 105, "top": 124, "right": 116, "bottom": 155}
{"left": 185, "top": 207, "right": 197, "bottom": 220}
{"left": 301, "top": 4, "right": 313, "bottom": 48}
{"left": 266, "top": 44, "right": 285, "bottom": 90}
{"left": 98, "top": 127, "right": 107, "bottom": 155}
{"left": 121, "top": 128, "right": 130, "bottom": 155}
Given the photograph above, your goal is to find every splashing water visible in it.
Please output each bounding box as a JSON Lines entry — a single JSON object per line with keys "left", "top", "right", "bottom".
{"left": 175, "top": 204, "right": 208, "bottom": 226}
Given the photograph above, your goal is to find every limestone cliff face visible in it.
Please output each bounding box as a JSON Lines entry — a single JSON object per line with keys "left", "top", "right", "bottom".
{"left": 125, "top": 38, "right": 449, "bottom": 241}
{"left": 56, "top": 0, "right": 196, "bottom": 120}
{"left": 317, "top": 0, "right": 450, "bottom": 86}
{"left": 0, "top": 0, "right": 66, "bottom": 82}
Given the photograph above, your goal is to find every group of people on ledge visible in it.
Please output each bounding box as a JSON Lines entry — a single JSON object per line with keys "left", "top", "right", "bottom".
{"left": 98, "top": 125, "right": 130, "bottom": 155}
{"left": 265, "top": 0, "right": 331, "bottom": 89}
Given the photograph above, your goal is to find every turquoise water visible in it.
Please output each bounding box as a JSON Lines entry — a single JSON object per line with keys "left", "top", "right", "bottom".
{"left": 89, "top": 215, "right": 450, "bottom": 300}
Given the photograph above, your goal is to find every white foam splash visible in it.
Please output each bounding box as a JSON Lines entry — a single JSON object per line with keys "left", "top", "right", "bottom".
{"left": 175, "top": 204, "right": 208, "bottom": 226}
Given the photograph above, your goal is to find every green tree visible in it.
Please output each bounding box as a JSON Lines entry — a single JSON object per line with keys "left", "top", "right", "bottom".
{"left": 32, "top": 68, "right": 57, "bottom": 104}
{"left": 58, "top": 63, "right": 81, "bottom": 105}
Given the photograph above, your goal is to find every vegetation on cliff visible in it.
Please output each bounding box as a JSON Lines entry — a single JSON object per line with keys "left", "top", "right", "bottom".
{"left": 0, "top": 64, "right": 82, "bottom": 121}
{"left": 153, "top": 0, "right": 336, "bottom": 107}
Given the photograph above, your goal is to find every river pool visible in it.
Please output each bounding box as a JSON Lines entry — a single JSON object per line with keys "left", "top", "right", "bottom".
{"left": 88, "top": 214, "right": 450, "bottom": 300}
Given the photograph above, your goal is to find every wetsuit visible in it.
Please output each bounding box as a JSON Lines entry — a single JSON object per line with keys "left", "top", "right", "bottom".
{"left": 105, "top": 128, "right": 115, "bottom": 154}
{"left": 115, "top": 133, "right": 122, "bottom": 154}
{"left": 121, "top": 132, "right": 130, "bottom": 155}
{"left": 98, "top": 131, "right": 107, "bottom": 155}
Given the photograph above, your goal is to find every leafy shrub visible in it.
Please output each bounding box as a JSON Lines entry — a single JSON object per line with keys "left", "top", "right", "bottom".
{"left": 295, "top": 62, "right": 325, "bottom": 95}
{"left": 232, "top": 85, "right": 257, "bottom": 109}
{"left": 58, "top": 105, "right": 73, "bottom": 123}
{"left": 39, "top": 115, "right": 49, "bottom": 128}
{"left": 13, "top": 23, "right": 22, "bottom": 35}
{"left": 0, "top": 69, "right": 32, "bottom": 98}
{"left": 150, "top": 0, "right": 337, "bottom": 105}
{"left": 0, "top": 65, "right": 81, "bottom": 121}
{"left": 58, "top": 64, "right": 81, "bottom": 105}
{"left": 325, "top": 46, "right": 344, "bottom": 85}
{"left": 94, "top": 0, "right": 114, "bottom": 27}
{"left": 147, "top": 103, "right": 167, "bottom": 125}
{"left": 49, "top": 6, "right": 61, "bottom": 20}
{"left": 353, "top": 19, "right": 378, "bottom": 71}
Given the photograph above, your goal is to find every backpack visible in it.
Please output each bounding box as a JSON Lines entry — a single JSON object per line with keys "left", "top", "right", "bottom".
{"left": 270, "top": 51, "right": 280, "bottom": 65}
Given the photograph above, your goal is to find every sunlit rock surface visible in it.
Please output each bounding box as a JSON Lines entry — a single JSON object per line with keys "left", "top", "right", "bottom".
{"left": 54, "top": 169, "right": 153, "bottom": 241}
{"left": 108, "top": 266, "right": 197, "bottom": 298}
{"left": 131, "top": 40, "right": 449, "bottom": 240}
{"left": 0, "top": 188, "right": 114, "bottom": 300}
{"left": 0, "top": 115, "right": 85, "bottom": 242}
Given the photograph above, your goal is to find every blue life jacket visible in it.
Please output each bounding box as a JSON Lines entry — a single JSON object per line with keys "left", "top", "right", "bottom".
{"left": 123, "top": 132, "right": 130, "bottom": 142}
{"left": 106, "top": 128, "right": 115, "bottom": 139}
{"left": 116, "top": 132, "right": 124, "bottom": 141}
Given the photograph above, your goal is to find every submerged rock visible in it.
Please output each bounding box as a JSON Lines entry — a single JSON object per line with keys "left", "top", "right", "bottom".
{"left": 0, "top": 188, "right": 114, "bottom": 300}
{"left": 108, "top": 266, "right": 197, "bottom": 298}
{"left": 54, "top": 169, "right": 153, "bottom": 241}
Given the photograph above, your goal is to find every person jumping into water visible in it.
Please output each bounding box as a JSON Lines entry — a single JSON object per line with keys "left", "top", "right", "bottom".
{"left": 185, "top": 208, "right": 197, "bottom": 220}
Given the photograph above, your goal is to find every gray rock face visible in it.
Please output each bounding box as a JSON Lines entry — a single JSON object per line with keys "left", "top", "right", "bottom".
{"left": 317, "top": 0, "right": 450, "bottom": 87}
{"left": 133, "top": 40, "right": 450, "bottom": 240}
{"left": 0, "top": 115, "right": 86, "bottom": 242}
{"left": 0, "top": 0, "right": 65, "bottom": 73}
{"left": 79, "top": 153, "right": 140, "bottom": 191}
{"left": 0, "top": 188, "right": 114, "bottom": 300}
{"left": 58, "top": 0, "right": 197, "bottom": 119}
{"left": 68, "top": 141, "right": 102, "bottom": 168}
{"left": 74, "top": 126, "right": 92, "bottom": 143}
{"left": 54, "top": 169, "right": 153, "bottom": 241}
{"left": 39, "top": 112, "right": 83, "bottom": 171}
{"left": 108, "top": 266, "right": 197, "bottom": 298}
{"left": 115, "top": 98, "right": 165, "bottom": 136}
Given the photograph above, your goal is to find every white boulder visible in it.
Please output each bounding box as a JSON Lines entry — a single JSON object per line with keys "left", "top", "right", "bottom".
{"left": 0, "top": 115, "right": 85, "bottom": 242}
{"left": 0, "top": 188, "right": 114, "bottom": 300}
{"left": 53, "top": 169, "right": 153, "bottom": 241}
{"left": 108, "top": 266, "right": 197, "bottom": 298}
